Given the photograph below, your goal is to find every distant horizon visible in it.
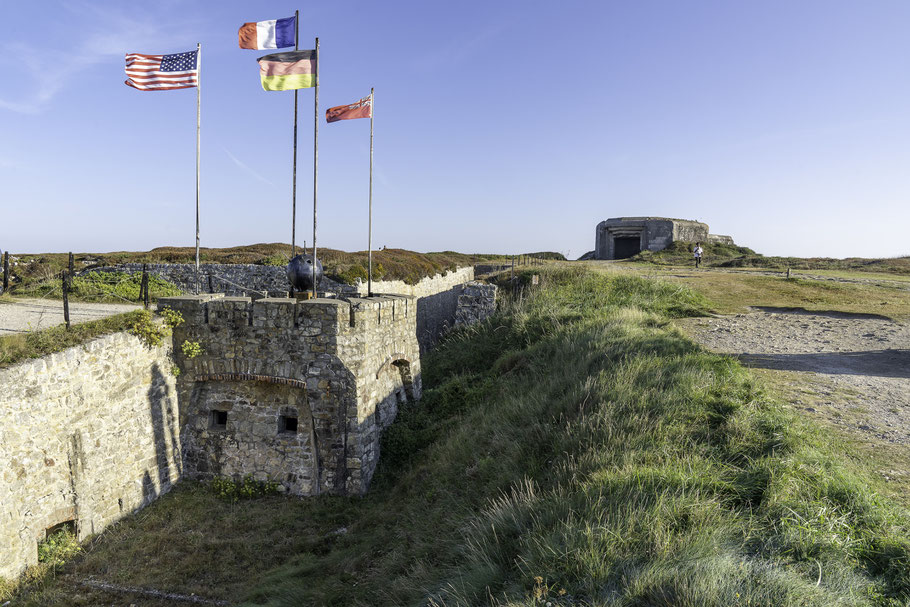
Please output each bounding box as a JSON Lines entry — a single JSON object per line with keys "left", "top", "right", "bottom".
{"left": 5, "top": 240, "right": 908, "bottom": 261}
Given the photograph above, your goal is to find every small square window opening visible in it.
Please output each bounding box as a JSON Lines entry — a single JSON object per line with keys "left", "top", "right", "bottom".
{"left": 210, "top": 410, "right": 228, "bottom": 429}
{"left": 279, "top": 415, "right": 298, "bottom": 434}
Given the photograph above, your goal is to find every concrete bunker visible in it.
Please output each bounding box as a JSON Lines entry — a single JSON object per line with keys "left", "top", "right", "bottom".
{"left": 594, "top": 217, "right": 733, "bottom": 260}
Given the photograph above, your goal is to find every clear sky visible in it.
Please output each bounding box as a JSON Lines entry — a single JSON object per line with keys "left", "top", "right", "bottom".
{"left": 2, "top": 1, "right": 909, "bottom": 259}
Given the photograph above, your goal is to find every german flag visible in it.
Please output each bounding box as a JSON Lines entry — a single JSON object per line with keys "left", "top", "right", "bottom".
{"left": 257, "top": 50, "right": 316, "bottom": 91}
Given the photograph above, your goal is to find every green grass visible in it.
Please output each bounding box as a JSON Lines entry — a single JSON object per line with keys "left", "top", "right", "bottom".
{"left": 13, "top": 271, "right": 182, "bottom": 302}
{"left": 632, "top": 240, "right": 910, "bottom": 275}
{"left": 7, "top": 267, "right": 910, "bottom": 606}
{"left": 587, "top": 261, "right": 910, "bottom": 320}
{"left": 0, "top": 310, "right": 145, "bottom": 369}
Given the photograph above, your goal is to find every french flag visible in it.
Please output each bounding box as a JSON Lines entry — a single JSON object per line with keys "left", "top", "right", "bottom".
{"left": 238, "top": 16, "right": 296, "bottom": 50}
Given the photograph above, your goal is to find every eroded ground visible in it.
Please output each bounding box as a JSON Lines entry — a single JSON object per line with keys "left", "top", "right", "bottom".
{"left": 680, "top": 307, "right": 910, "bottom": 498}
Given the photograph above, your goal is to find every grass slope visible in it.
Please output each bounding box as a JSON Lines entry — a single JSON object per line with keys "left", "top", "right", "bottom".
{"left": 633, "top": 241, "right": 910, "bottom": 275}
{"left": 8, "top": 268, "right": 910, "bottom": 606}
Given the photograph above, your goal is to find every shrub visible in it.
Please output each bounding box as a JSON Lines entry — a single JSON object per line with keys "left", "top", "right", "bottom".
{"left": 180, "top": 340, "right": 204, "bottom": 358}
{"left": 37, "top": 527, "right": 81, "bottom": 567}
{"left": 211, "top": 475, "right": 281, "bottom": 502}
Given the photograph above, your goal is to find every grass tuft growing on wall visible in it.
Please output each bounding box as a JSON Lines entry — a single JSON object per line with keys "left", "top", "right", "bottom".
{"left": 0, "top": 310, "right": 146, "bottom": 369}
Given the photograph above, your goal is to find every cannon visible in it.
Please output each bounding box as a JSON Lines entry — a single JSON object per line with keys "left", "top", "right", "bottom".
{"left": 287, "top": 254, "right": 323, "bottom": 292}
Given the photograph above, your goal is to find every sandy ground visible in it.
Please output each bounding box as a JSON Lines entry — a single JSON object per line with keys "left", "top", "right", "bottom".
{"left": 0, "top": 298, "right": 140, "bottom": 334}
{"left": 680, "top": 307, "right": 910, "bottom": 444}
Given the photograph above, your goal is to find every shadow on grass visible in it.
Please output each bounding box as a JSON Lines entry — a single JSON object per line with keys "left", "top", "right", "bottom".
{"left": 737, "top": 349, "right": 910, "bottom": 379}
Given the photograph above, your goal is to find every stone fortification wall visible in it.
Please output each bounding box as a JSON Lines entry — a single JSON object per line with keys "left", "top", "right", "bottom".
{"left": 455, "top": 282, "right": 498, "bottom": 327}
{"left": 91, "top": 263, "right": 476, "bottom": 349}
{"left": 160, "top": 292, "right": 420, "bottom": 496}
{"left": 362, "top": 266, "right": 475, "bottom": 350}
{"left": 85, "top": 263, "right": 336, "bottom": 297}
{"left": 0, "top": 334, "right": 180, "bottom": 580}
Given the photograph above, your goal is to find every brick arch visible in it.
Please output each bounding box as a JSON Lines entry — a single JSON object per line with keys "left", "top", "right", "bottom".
{"left": 375, "top": 354, "right": 416, "bottom": 402}
{"left": 374, "top": 353, "right": 411, "bottom": 379}
{"left": 193, "top": 372, "right": 307, "bottom": 389}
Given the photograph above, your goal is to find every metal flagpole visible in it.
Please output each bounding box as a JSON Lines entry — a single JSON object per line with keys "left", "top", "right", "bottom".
{"left": 367, "top": 88, "right": 374, "bottom": 297}
{"left": 291, "top": 10, "right": 299, "bottom": 259}
{"left": 312, "top": 37, "right": 319, "bottom": 299}
{"left": 195, "top": 42, "right": 201, "bottom": 294}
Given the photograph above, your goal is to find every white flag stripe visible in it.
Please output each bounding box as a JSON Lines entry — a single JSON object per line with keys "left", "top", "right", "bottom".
{"left": 256, "top": 20, "right": 278, "bottom": 49}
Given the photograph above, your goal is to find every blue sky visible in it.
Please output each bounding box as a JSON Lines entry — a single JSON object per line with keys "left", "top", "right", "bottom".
{"left": 2, "top": 1, "right": 909, "bottom": 259}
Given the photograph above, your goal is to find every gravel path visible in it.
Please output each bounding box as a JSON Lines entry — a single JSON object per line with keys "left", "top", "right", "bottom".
{"left": 681, "top": 307, "right": 910, "bottom": 444}
{"left": 0, "top": 298, "right": 141, "bottom": 334}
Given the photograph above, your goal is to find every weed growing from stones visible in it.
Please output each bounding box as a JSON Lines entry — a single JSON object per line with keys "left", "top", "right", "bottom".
{"left": 180, "top": 339, "right": 203, "bottom": 359}
{"left": 211, "top": 475, "right": 281, "bottom": 502}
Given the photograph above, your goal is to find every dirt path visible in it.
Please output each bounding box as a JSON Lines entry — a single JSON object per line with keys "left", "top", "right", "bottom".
{"left": 680, "top": 308, "right": 910, "bottom": 444}
{"left": 0, "top": 298, "right": 140, "bottom": 334}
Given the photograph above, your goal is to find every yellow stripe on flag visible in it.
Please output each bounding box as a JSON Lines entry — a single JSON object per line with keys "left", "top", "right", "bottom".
{"left": 260, "top": 73, "right": 315, "bottom": 91}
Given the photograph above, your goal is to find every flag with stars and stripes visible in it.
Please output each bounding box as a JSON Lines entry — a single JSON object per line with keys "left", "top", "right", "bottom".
{"left": 125, "top": 50, "right": 199, "bottom": 91}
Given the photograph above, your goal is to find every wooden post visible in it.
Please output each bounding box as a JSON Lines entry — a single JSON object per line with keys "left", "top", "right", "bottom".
{"left": 2, "top": 251, "right": 8, "bottom": 292}
{"left": 141, "top": 264, "right": 150, "bottom": 309}
{"left": 62, "top": 272, "right": 70, "bottom": 329}
{"left": 510, "top": 255, "right": 514, "bottom": 280}
{"left": 68, "top": 252, "right": 74, "bottom": 277}
{"left": 786, "top": 267, "right": 791, "bottom": 279}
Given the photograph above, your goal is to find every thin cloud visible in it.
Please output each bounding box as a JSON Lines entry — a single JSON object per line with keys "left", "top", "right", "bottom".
{"left": 410, "top": 23, "right": 506, "bottom": 73}
{"left": 0, "top": 4, "right": 197, "bottom": 114}
{"left": 224, "top": 148, "right": 276, "bottom": 187}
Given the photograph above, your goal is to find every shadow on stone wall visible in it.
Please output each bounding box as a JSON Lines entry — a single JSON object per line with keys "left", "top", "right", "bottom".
{"left": 147, "top": 363, "right": 180, "bottom": 502}
{"left": 416, "top": 286, "right": 460, "bottom": 351}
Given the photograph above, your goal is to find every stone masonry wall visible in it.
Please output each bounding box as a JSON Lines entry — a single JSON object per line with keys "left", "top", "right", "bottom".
{"left": 161, "top": 292, "right": 421, "bottom": 496}
{"left": 92, "top": 263, "right": 475, "bottom": 350}
{"left": 455, "top": 282, "right": 498, "bottom": 327}
{"left": 0, "top": 333, "right": 180, "bottom": 580}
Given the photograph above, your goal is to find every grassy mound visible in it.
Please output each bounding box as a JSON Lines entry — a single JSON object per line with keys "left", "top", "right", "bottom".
{"left": 632, "top": 241, "right": 910, "bottom": 274}
{"left": 8, "top": 268, "right": 908, "bottom": 606}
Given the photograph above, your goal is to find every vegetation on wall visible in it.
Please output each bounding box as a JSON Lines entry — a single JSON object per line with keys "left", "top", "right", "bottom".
{"left": 0, "top": 311, "right": 146, "bottom": 369}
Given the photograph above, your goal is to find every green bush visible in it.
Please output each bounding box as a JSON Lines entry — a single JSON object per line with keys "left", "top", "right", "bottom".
{"left": 129, "top": 310, "right": 168, "bottom": 347}
{"left": 37, "top": 527, "right": 81, "bottom": 567}
{"left": 211, "top": 475, "right": 281, "bottom": 502}
{"left": 180, "top": 340, "right": 204, "bottom": 358}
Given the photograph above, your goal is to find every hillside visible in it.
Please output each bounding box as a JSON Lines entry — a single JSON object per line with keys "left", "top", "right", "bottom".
{"left": 632, "top": 241, "right": 910, "bottom": 275}
{"left": 2, "top": 245, "right": 566, "bottom": 292}
{"left": 7, "top": 266, "right": 910, "bottom": 606}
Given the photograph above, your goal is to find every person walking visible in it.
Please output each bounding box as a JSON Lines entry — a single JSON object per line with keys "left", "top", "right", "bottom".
{"left": 693, "top": 242, "right": 703, "bottom": 268}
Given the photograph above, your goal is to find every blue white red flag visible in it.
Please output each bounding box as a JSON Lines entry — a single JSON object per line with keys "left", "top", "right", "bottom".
{"left": 239, "top": 17, "right": 296, "bottom": 50}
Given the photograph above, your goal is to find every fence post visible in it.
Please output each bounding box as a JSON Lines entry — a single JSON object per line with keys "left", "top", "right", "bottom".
{"left": 2, "top": 251, "right": 8, "bottom": 293}
{"left": 141, "top": 264, "right": 150, "bottom": 309}
{"left": 62, "top": 271, "right": 70, "bottom": 329}
{"left": 510, "top": 255, "right": 515, "bottom": 280}
{"left": 68, "top": 252, "right": 74, "bottom": 277}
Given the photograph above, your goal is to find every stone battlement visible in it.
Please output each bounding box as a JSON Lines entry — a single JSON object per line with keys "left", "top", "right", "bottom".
{"left": 158, "top": 292, "right": 421, "bottom": 497}
{"left": 159, "top": 293, "right": 415, "bottom": 332}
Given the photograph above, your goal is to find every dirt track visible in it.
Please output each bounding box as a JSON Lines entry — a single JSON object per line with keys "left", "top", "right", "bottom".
{"left": 681, "top": 308, "right": 910, "bottom": 444}
{"left": 0, "top": 298, "right": 140, "bottom": 334}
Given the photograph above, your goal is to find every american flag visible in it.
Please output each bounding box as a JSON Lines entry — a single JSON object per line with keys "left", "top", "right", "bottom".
{"left": 125, "top": 50, "right": 198, "bottom": 91}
